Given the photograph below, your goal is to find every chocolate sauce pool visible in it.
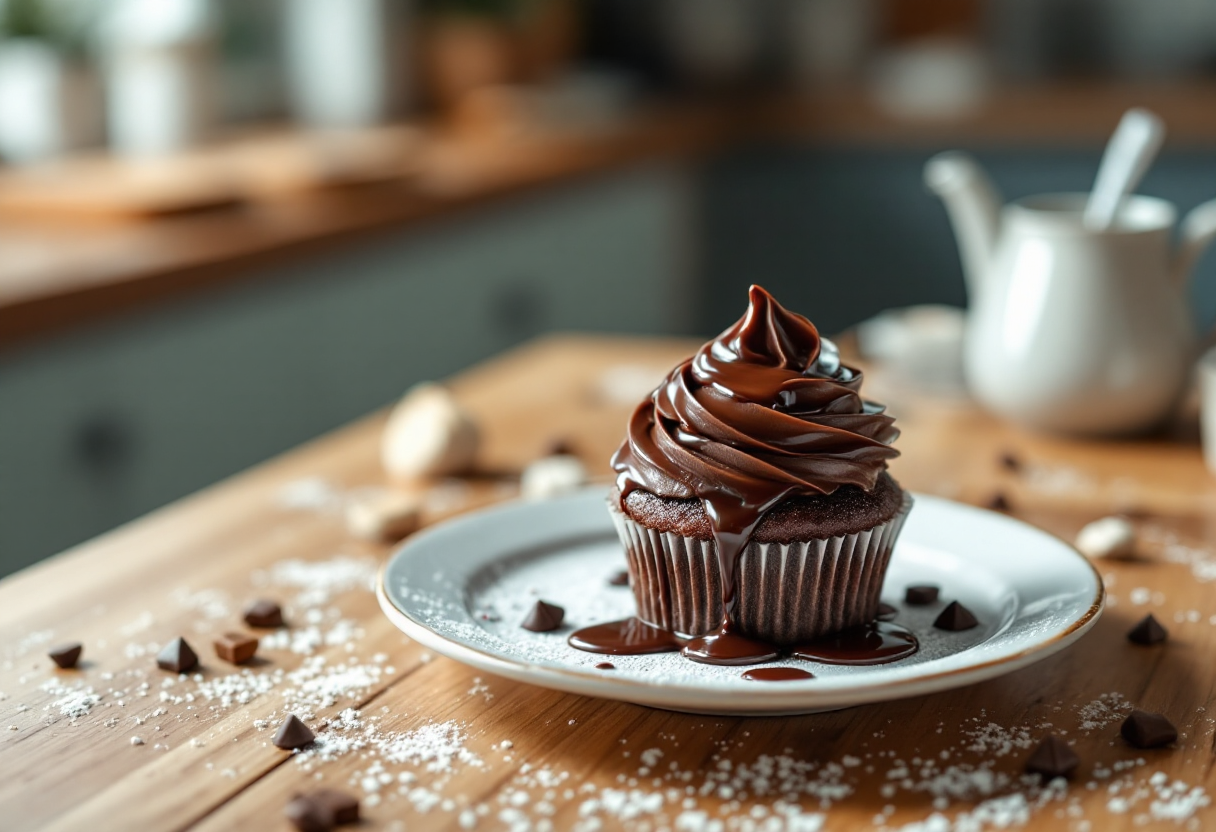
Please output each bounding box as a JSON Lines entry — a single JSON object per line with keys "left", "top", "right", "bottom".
{"left": 569, "top": 617, "right": 918, "bottom": 668}
{"left": 791, "top": 621, "right": 917, "bottom": 665}
{"left": 567, "top": 617, "right": 680, "bottom": 655}
{"left": 741, "top": 667, "right": 815, "bottom": 682}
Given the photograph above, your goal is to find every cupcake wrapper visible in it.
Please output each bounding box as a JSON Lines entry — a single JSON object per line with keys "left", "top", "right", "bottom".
{"left": 609, "top": 493, "right": 913, "bottom": 645}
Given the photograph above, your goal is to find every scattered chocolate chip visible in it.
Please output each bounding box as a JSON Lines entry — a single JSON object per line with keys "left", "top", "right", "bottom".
{"left": 156, "top": 637, "right": 198, "bottom": 673}
{"left": 48, "top": 642, "right": 82, "bottom": 669}
{"left": 1127, "top": 614, "right": 1168, "bottom": 646}
{"left": 521, "top": 600, "right": 565, "bottom": 632}
{"left": 1024, "top": 735, "right": 1080, "bottom": 780}
{"left": 608, "top": 569, "right": 630, "bottom": 587}
{"left": 999, "top": 451, "right": 1022, "bottom": 473}
{"left": 310, "top": 789, "right": 360, "bottom": 825}
{"left": 214, "top": 632, "right": 259, "bottom": 664}
{"left": 284, "top": 795, "right": 330, "bottom": 832}
{"left": 1121, "top": 710, "right": 1177, "bottom": 748}
{"left": 934, "top": 601, "right": 979, "bottom": 631}
{"left": 876, "top": 602, "right": 898, "bottom": 621}
{"left": 273, "top": 714, "right": 316, "bottom": 750}
{"left": 243, "top": 599, "right": 284, "bottom": 629}
{"left": 595, "top": 662, "right": 615, "bottom": 670}
{"left": 987, "top": 492, "right": 1011, "bottom": 512}
{"left": 543, "top": 438, "right": 576, "bottom": 457}
{"left": 904, "top": 585, "right": 940, "bottom": 605}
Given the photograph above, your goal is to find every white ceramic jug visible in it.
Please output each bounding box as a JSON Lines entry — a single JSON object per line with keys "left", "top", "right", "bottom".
{"left": 926, "top": 151, "right": 1216, "bottom": 435}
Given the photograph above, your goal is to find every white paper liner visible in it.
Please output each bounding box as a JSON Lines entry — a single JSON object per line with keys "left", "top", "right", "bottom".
{"left": 609, "top": 493, "right": 913, "bottom": 644}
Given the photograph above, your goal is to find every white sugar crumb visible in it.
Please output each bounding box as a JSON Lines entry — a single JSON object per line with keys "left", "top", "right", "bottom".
{"left": 1142, "top": 525, "right": 1216, "bottom": 583}
{"left": 963, "top": 721, "right": 1034, "bottom": 756}
{"left": 253, "top": 556, "right": 377, "bottom": 606}
{"left": 130, "top": 736, "right": 144, "bottom": 746}
{"left": 1076, "top": 693, "right": 1133, "bottom": 732}
{"left": 276, "top": 477, "right": 343, "bottom": 512}
{"left": 41, "top": 680, "right": 102, "bottom": 721}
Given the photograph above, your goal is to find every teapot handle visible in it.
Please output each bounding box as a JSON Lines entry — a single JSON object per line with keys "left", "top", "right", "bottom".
{"left": 1175, "top": 198, "right": 1216, "bottom": 287}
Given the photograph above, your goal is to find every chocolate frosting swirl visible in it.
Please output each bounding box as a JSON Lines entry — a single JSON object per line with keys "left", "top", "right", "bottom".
{"left": 609, "top": 285, "right": 902, "bottom": 664}
{"left": 612, "top": 285, "right": 900, "bottom": 526}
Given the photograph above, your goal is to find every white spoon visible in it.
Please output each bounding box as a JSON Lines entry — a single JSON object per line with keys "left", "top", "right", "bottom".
{"left": 1084, "top": 107, "right": 1165, "bottom": 231}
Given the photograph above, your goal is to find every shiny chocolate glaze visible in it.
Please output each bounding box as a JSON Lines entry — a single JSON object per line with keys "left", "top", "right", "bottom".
{"left": 741, "top": 667, "right": 815, "bottom": 682}
{"left": 567, "top": 617, "right": 681, "bottom": 655}
{"left": 569, "top": 617, "right": 918, "bottom": 668}
{"left": 609, "top": 285, "right": 901, "bottom": 661}
{"left": 791, "top": 621, "right": 917, "bottom": 665}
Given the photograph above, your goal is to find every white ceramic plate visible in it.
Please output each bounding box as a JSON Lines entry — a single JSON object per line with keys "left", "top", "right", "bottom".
{"left": 377, "top": 488, "right": 1103, "bottom": 715}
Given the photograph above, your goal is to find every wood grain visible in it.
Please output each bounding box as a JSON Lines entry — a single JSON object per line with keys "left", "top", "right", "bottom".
{"left": 2, "top": 334, "right": 1216, "bottom": 831}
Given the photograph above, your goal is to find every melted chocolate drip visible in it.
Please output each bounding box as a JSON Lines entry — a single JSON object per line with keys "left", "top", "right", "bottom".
{"left": 610, "top": 285, "right": 900, "bottom": 648}
{"left": 741, "top": 667, "right": 815, "bottom": 682}
{"left": 790, "top": 621, "right": 917, "bottom": 665}
{"left": 682, "top": 625, "right": 780, "bottom": 666}
{"left": 568, "top": 618, "right": 682, "bottom": 655}
{"left": 595, "top": 662, "right": 615, "bottom": 670}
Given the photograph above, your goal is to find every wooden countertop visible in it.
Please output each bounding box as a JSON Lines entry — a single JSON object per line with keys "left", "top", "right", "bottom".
{"left": 3, "top": 80, "right": 1215, "bottom": 353}
{"left": 4, "top": 333, "right": 1216, "bottom": 831}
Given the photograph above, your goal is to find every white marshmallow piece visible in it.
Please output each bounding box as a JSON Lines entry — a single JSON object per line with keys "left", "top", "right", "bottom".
{"left": 1074, "top": 516, "right": 1136, "bottom": 559}
{"left": 345, "top": 489, "right": 423, "bottom": 542}
{"left": 520, "top": 455, "right": 588, "bottom": 500}
{"left": 381, "top": 383, "right": 479, "bottom": 482}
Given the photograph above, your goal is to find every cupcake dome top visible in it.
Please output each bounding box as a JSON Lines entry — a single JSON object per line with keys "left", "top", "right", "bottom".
{"left": 611, "top": 285, "right": 900, "bottom": 527}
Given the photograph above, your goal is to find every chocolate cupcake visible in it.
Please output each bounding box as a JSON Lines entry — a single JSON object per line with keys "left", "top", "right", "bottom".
{"left": 609, "top": 286, "right": 909, "bottom": 663}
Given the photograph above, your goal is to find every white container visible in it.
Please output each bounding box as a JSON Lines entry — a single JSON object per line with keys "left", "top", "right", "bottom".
{"left": 1199, "top": 347, "right": 1216, "bottom": 477}
{"left": 101, "top": 0, "right": 216, "bottom": 156}
{"left": 285, "top": 0, "right": 408, "bottom": 127}
{"left": 0, "top": 40, "right": 102, "bottom": 164}
{"left": 926, "top": 152, "right": 1216, "bottom": 436}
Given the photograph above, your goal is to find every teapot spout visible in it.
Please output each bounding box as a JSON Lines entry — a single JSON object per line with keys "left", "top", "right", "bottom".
{"left": 925, "top": 151, "right": 1002, "bottom": 300}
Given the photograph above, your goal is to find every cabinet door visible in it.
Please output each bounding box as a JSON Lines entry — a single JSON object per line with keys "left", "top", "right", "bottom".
{"left": 0, "top": 162, "right": 693, "bottom": 572}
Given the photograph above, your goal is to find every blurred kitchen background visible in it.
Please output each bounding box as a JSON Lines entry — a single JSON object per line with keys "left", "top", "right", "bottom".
{"left": 0, "top": 0, "right": 1214, "bottom": 573}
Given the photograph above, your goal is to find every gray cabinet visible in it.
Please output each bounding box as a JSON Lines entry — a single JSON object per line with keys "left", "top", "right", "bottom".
{"left": 0, "top": 162, "right": 693, "bottom": 573}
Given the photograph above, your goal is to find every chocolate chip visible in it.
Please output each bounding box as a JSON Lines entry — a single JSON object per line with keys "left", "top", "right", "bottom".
{"left": 273, "top": 714, "right": 316, "bottom": 749}
{"left": 521, "top": 600, "right": 565, "bottom": 632}
{"left": 156, "top": 637, "right": 198, "bottom": 673}
{"left": 1024, "top": 735, "right": 1080, "bottom": 780}
{"left": 310, "top": 788, "right": 360, "bottom": 825}
{"left": 284, "top": 795, "right": 331, "bottom": 832}
{"left": 934, "top": 601, "right": 979, "bottom": 631}
{"left": 48, "top": 642, "right": 82, "bottom": 669}
{"left": 904, "top": 585, "right": 940, "bottom": 605}
{"left": 1121, "top": 710, "right": 1177, "bottom": 748}
{"left": 243, "top": 599, "right": 284, "bottom": 629}
{"left": 608, "top": 570, "right": 630, "bottom": 587}
{"left": 987, "top": 492, "right": 1011, "bottom": 512}
{"left": 596, "top": 662, "right": 615, "bottom": 670}
{"left": 543, "top": 438, "right": 576, "bottom": 457}
{"left": 1127, "top": 614, "right": 1168, "bottom": 646}
{"left": 876, "top": 602, "right": 898, "bottom": 621}
{"left": 214, "top": 632, "right": 259, "bottom": 664}
{"left": 999, "top": 451, "right": 1022, "bottom": 473}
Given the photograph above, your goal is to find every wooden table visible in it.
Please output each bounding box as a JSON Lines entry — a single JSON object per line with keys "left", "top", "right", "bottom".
{"left": 3, "top": 334, "right": 1216, "bottom": 831}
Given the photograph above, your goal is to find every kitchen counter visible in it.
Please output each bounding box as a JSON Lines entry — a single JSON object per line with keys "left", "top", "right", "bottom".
{"left": 3, "top": 80, "right": 1214, "bottom": 352}
{"left": 2, "top": 333, "right": 1215, "bottom": 830}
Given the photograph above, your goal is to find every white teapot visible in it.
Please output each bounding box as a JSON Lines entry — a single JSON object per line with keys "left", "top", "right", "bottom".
{"left": 925, "top": 151, "right": 1216, "bottom": 435}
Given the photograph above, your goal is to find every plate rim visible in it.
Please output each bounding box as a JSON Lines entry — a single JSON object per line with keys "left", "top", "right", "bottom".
{"left": 377, "top": 489, "right": 1105, "bottom": 713}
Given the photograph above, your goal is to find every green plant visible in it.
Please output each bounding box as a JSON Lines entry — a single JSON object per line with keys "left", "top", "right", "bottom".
{"left": 0, "top": 0, "right": 96, "bottom": 55}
